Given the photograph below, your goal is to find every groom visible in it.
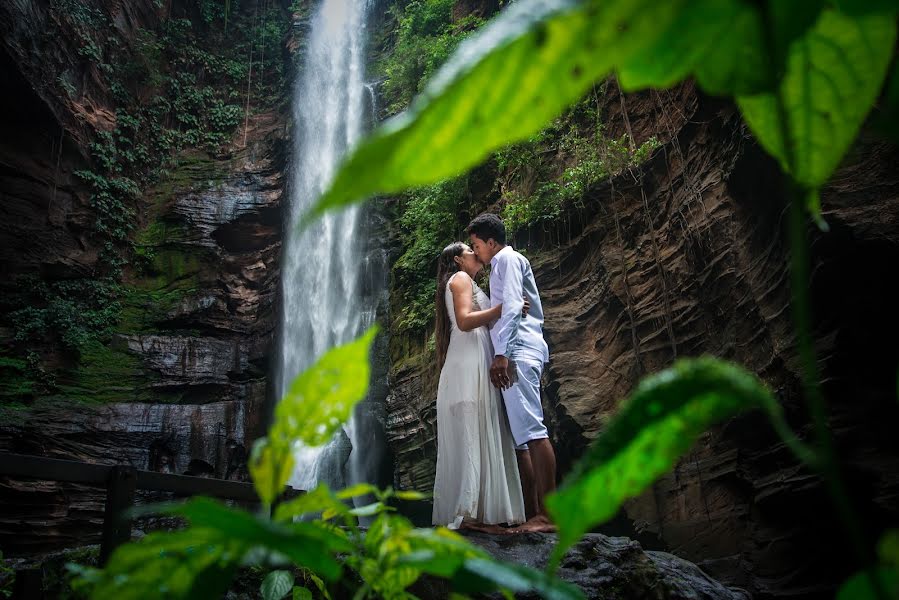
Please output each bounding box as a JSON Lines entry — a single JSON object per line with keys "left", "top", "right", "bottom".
{"left": 467, "top": 213, "right": 557, "bottom": 532}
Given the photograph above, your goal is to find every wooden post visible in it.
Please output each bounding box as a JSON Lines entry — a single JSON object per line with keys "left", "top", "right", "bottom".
{"left": 99, "top": 465, "right": 136, "bottom": 565}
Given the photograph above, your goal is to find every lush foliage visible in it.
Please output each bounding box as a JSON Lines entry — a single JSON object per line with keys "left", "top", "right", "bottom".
{"left": 496, "top": 95, "right": 660, "bottom": 233}
{"left": 376, "top": 0, "right": 487, "bottom": 115}
{"left": 2, "top": 0, "right": 289, "bottom": 404}
{"left": 391, "top": 177, "right": 469, "bottom": 336}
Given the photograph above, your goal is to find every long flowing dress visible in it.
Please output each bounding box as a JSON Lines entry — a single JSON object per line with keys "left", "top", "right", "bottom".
{"left": 432, "top": 272, "right": 526, "bottom": 528}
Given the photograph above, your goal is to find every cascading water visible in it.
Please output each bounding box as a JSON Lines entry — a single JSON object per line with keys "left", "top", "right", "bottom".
{"left": 279, "top": 0, "right": 385, "bottom": 493}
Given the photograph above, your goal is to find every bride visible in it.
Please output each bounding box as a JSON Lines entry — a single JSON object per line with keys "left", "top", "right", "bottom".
{"left": 431, "top": 242, "right": 526, "bottom": 530}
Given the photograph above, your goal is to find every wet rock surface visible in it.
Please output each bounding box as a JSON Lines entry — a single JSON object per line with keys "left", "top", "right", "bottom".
{"left": 409, "top": 531, "right": 750, "bottom": 600}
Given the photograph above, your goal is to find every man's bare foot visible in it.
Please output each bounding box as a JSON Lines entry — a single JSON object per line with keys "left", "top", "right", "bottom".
{"left": 511, "top": 515, "right": 556, "bottom": 533}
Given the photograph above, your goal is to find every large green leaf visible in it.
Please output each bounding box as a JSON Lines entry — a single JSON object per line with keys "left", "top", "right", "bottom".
{"left": 452, "top": 558, "right": 585, "bottom": 600}
{"left": 308, "top": 0, "right": 694, "bottom": 218}
{"left": 693, "top": 0, "right": 824, "bottom": 95}
{"left": 836, "top": 567, "right": 899, "bottom": 600}
{"left": 546, "top": 358, "right": 779, "bottom": 567}
{"left": 273, "top": 484, "right": 351, "bottom": 523}
{"left": 165, "top": 497, "right": 351, "bottom": 579}
{"left": 307, "top": 0, "right": 850, "bottom": 218}
{"left": 273, "top": 326, "right": 378, "bottom": 447}
{"left": 71, "top": 529, "right": 237, "bottom": 600}
{"left": 250, "top": 327, "right": 379, "bottom": 503}
{"left": 619, "top": 0, "right": 824, "bottom": 94}
{"left": 737, "top": 9, "right": 897, "bottom": 189}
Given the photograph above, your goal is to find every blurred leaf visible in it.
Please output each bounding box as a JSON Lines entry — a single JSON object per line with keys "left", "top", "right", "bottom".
{"left": 308, "top": 0, "right": 694, "bottom": 218}
{"left": 452, "top": 558, "right": 585, "bottom": 600}
{"left": 394, "top": 490, "right": 429, "bottom": 501}
{"left": 836, "top": 567, "right": 899, "bottom": 600}
{"left": 737, "top": 9, "right": 896, "bottom": 191}
{"left": 336, "top": 482, "right": 380, "bottom": 500}
{"left": 397, "top": 528, "right": 487, "bottom": 578}
{"left": 274, "top": 484, "right": 350, "bottom": 523}
{"left": 693, "top": 0, "right": 823, "bottom": 95}
{"left": 165, "top": 497, "right": 350, "bottom": 580}
{"left": 252, "top": 327, "right": 378, "bottom": 504}
{"left": 292, "top": 587, "right": 314, "bottom": 600}
{"left": 261, "top": 570, "right": 295, "bottom": 600}
{"left": 547, "top": 358, "right": 778, "bottom": 567}
{"left": 350, "top": 501, "right": 390, "bottom": 517}
{"left": 272, "top": 327, "right": 378, "bottom": 446}
{"left": 880, "top": 530, "right": 899, "bottom": 568}
{"left": 834, "top": 0, "right": 899, "bottom": 16}
{"left": 71, "top": 529, "right": 236, "bottom": 599}
{"left": 249, "top": 437, "right": 295, "bottom": 507}
{"left": 620, "top": 0, "right": 824, "bottom": 94}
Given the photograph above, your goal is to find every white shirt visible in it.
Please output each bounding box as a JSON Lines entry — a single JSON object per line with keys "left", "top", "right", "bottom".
{"left": 489, "top": 246, "right": 550, "bottom": 364}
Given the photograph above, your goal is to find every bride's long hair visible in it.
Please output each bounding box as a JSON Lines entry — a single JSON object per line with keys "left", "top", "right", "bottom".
{"left": 435, "top": 242, "right": 465, "bottom": 371}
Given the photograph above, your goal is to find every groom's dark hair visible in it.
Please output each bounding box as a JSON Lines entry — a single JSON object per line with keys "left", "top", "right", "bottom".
{"left": 466, "top": 213, "right": 506, "bottom": 245}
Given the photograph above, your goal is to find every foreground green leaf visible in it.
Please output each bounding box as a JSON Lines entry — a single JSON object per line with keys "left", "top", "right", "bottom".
{"left": 309, "top": 0, "right": 695, "bottom": 217}
{"left": 452, "top": 558, "right": 585, "bottom": 600}
{"left": 836, "top": 567, "right": 899, "bottom": 600}
{"left": 620, "top": 0, "right": 823, "bottom": 94}
{"left": 71, "top": 529, "right": 237, "bottom": 600}
{"left": 274, "top": 326, "right": 378, "bottom": 447}
{"left": 274, "top": 484, "right": 350, "bottom": 523}
{"left": 165, "top": 497, "right": 351, "bottom": 580}
{"left": 737, "top": 9, "right": 896, "bottom": 190}
{"left": 546, "top": 358, "right": 779, "bottom": 567}
{"left": 251, "top": 327, "right": 379, "bottom": 503}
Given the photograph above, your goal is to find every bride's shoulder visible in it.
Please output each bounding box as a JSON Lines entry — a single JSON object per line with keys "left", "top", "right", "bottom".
{"left": 447, "top": 271, "right": 472, "bottom": 292}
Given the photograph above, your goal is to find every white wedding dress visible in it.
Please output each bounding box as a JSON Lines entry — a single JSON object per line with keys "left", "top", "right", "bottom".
{"left": 432, "top": 272, "right": 525, "bottom": 528}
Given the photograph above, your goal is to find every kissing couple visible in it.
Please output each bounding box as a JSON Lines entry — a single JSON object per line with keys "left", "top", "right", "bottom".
{"left": 431, "top": 213, "right": 557, "bottom": 534}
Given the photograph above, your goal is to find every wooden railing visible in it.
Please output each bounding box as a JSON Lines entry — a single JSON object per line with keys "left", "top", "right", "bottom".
{"left": 0, "top": 452, "right": 296, "bottom": 564}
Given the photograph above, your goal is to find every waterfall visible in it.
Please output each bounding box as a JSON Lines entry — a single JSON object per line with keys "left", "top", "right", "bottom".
{"left": 279, "top": 0, "right": 384, "bottom": 493}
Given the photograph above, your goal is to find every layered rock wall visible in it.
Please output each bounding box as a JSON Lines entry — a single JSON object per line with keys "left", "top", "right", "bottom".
{"left": 0, "top": 0, "right": 291, "bottom": 555}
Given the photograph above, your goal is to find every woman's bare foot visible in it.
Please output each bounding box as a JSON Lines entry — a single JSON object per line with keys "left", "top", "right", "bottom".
{"left": 511, "top": 515, "right": 556, "bottom": 533}
{"left": 459, "top": 521, "right": 515, "bottom": 535}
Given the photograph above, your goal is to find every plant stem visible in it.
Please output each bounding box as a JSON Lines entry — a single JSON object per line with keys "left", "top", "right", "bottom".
{"left": 757, "top": 5, "right": 885, "bottom": 596}
{"left": 787, "top": 193, "right": 888, "bottom": 597}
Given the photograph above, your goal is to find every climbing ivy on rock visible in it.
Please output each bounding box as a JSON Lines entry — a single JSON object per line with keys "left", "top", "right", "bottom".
{"left": 2, "top": 0, "right": 290, "bottom": 406}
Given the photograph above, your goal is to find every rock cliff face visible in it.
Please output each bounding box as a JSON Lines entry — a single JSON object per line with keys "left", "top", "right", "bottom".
{"left": 384, "top": 81, "right": 899, "bottom": 598}
{"left": 0, "top": 0, "right": 288, "bottom": 554}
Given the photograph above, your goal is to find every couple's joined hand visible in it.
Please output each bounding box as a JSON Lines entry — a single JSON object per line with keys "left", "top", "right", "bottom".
{"left": 490, "top": 356, "right": 515, "bottom": 390}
